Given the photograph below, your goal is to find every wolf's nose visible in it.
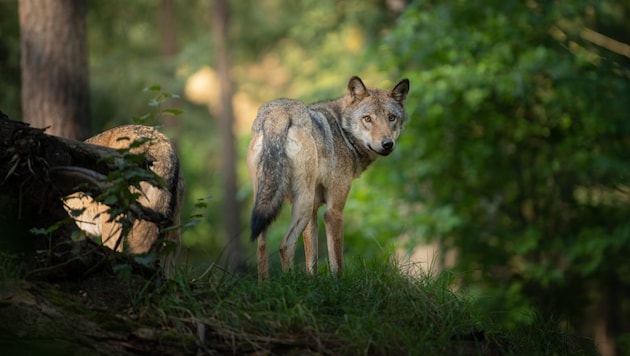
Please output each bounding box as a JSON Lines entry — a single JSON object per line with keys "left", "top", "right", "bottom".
{"left": 381, "top": 138, "right": 394, "bottom": 151}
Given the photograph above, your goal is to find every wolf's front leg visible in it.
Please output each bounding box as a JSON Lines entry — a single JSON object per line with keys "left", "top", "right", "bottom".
{"left": 303, "top": 212, "right": 319, "bottom": 274}
{"left": 324, "top": 207, "right": 344, "bottom": 275}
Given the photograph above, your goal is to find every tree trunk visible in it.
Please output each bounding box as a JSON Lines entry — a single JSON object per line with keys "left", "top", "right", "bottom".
{"left": 19, "top": 0, "right": 90, "bottom": 140}
{"left": 212, "top": 0, "right": 244, "bottom": 272}
{"left": 158, "top": 0, "right": 180, "bottom": 132}
{"left": 159, "top": 0, "right": 179, "bottom": 58}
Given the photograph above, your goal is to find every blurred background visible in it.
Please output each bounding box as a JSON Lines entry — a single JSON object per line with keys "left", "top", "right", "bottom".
{"left": 1, "top": 0, "right": 629, "bottom": 354}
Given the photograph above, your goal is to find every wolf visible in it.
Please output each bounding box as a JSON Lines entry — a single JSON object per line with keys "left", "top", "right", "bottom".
{"left": 248, "top": 76, "right": 410, "bottom": 280}
{"left": 64, "top": 125, "right": 184, "bottom": 276}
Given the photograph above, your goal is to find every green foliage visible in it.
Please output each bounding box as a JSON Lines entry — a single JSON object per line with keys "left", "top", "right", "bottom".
{"left": 375, "top": 0, "right": 630, "bottom": 332}
{"left": 133, "top": 85, "right": 183, "bottom": 125}
{"left": 28, "top": 218, "right": 80, "bottom": 268}
{"left": 0, "top": 251, "right": 26, "bottom": 279}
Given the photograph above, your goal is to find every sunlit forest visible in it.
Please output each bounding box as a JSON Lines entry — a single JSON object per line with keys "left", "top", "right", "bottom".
{"left": 1, "top": 0, "right": 629, "bottom": 354}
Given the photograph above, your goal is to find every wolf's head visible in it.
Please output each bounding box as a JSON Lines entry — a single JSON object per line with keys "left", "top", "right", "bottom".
{"left": 341, "top": 76, "right": 410, "bottom": 157}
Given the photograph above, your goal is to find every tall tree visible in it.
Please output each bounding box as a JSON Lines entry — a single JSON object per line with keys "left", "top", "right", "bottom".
{"left": 159, "top": 0, "right": 178, "bottom": 59}
{"left": 213, "top": 0, "right": 244, "bottom": 272}
{"left": 0, "top": 1, "right": 21, "bottom": 119}
{"left": 19, "top": 0, "right": 89, "bottom": 139}
{"left": 158, "top": 0, "right": 180, "bottom": 132}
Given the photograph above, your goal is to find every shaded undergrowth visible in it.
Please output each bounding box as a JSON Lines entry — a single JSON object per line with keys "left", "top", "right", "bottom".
{"left": 0, "top": 252, "right": 597, "bottom": 355}
{"left": 148, "top": 257, "right": 596, "bottom": 355}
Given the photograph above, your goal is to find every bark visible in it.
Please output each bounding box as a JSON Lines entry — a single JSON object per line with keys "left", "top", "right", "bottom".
{"left": 158, "top": 0, "right": 181, "bottom": 132}
{"left": 18, "top": 0, "right": 90, "bottom": 139}
{"left": 159, "top": 0, "right": 179, "bottom": 58}
{"left": 213, "top": 0, "right": 244, "bottom": 272}
{"left": 594, "top": 280, "right": 620, "bottom": 356}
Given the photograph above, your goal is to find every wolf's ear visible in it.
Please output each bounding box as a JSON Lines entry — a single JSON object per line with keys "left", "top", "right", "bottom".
{"left": 347, "top": 76, "right": 369, "bottom": 103}
{"left": 389, "top": 79, "right": 410, "bottom": 105}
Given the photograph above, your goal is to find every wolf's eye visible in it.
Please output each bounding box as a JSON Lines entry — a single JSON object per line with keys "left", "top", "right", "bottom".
{"left": 388, "top": 115, "right": 397, "bottom": 122}
{"left": 362, "top": 115, "right": 372, "bottom": 123}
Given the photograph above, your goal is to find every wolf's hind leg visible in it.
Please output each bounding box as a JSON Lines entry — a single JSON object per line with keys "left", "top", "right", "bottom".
{"left": 303, "top": 211, "right": 319, "bottom": 274}
{"left": 279, "top": 197, "right": 313, "bottom": 272}
{"left": 257, "top": 231, "right": 270, "bottom": 281}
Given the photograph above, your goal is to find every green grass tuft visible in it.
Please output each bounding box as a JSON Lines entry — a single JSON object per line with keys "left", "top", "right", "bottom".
{"left": 1, "top": 250, "right": 596, "bottom": 354}
{"left": 151, "top": 257, "right": 596, "bottom": 355}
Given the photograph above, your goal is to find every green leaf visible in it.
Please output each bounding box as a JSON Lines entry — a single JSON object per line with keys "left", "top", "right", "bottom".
{"left": 161, "top": 108, "right": 183, "bottom": 116}
{"left": 30, "top": 227, "right": 51, "bottom": 236}
{"left": 132, "top": 112, "right": 153, "bottom": 124}
{"left": 144, "top": 85, "right": 162, "bottom": 92}
{"left": 133, "top": 253, "right": 157, "bottom": 267}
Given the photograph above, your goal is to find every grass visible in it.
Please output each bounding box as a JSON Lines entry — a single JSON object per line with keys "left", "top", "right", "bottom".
{"left": 0, "top": 251, "right": 26, "bottom": 279}
{"left": 147, "top": 257, "right": 596, "bottom": 355}
{"left": 0, "top": 250, "right": 597, "bottom": 354}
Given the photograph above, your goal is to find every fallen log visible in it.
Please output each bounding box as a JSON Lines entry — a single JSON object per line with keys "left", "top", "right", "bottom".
{"left": 0, "top": 111, "right": 167, "bottom": 279}
{"left": 0, "top": 113, "right": 202, "bottom": 354}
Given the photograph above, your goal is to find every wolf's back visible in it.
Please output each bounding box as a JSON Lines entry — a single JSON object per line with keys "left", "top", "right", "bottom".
{"left": 249, "top": 100, "right": 301, "bottom": 241}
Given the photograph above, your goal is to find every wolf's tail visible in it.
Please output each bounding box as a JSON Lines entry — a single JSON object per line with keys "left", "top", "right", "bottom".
{"left": 250, "top": 116, "right": 291, "bottom": 241}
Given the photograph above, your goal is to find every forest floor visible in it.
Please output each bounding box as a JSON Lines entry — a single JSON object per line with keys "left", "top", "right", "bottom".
{"left": 1, "top": 260, "right": 199, "bottom": 355}
{"left": 0, "top": 250, "right": 598, "bottom": 355}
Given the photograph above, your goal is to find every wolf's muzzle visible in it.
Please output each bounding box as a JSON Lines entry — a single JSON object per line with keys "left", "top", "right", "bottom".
{"left": 380, "top": 138, "right": 394, "bottom": 155}
{"left": 382, "top": 138, "right": 394, "bottom": 150}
